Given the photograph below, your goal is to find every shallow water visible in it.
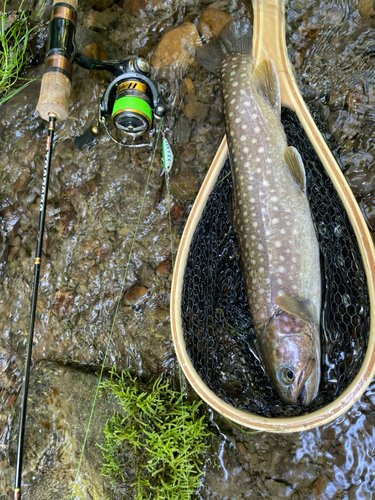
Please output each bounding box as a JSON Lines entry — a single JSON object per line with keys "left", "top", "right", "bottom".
{"left": 0, "top": 0, "right": 375, "bottom": 498}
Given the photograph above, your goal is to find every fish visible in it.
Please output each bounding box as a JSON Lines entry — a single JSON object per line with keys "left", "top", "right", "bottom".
{"left": 197, "top": 20, "right": 321, "bottom": 406}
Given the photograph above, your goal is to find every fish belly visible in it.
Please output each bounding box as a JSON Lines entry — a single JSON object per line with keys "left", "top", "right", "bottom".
{"left": 220, "top": 55, "right": 321, "bottom": 336}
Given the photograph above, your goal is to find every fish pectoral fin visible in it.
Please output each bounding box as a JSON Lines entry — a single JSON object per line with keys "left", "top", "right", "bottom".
{"left": 274, "top": 295, "right": 316, "bottom": 325}
{"left": 252, "top": 58, "right": 281, "bottom": 115}
{"left": 284, "top": 146, "right": 306, "bottom": 192}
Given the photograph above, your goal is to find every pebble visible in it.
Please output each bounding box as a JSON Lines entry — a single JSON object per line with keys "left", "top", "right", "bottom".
{"left": 175, "top": 113, "right": 191, "bottom": 144}
{"left": 184, "top": 77, "right": 196, "bottom": 94}
{"left": 236, "top": 441, "right": 247, "bottom": 455}
{"left": 170, "top": 203, "right": 186, "bottom": 221}
{"left": 52, "top": 289, "right": 76, "bottom": 317}
{"left": 151, "top": 23, "right": 200, "bottom": 71}
{"left": 124, "top": 285, "right": 147, "bottom": 305}
{"left": 170, "top": 170, "right": 199, "bottom": 201}
{"left": 156, "top": 260, "right": 172, "bottom": 275}
{"left": 183, "top": 101, "right": 209, "bottom": 122}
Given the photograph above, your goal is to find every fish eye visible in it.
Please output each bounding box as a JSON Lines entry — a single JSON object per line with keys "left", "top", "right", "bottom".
{"left": 278, "top": 367, "right": 295, "bottom": 385}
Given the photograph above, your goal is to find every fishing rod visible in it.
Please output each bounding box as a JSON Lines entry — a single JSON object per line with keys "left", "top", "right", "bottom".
{"left": 14, "top": 0, "right": 169, "bottom": 497}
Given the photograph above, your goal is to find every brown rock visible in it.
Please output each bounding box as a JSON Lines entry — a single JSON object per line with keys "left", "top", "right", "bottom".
{"left": 124, "top": 285, "right": 147, "bottom": 305}
{"left": 200, "top": 9, "right": 232, "bottom": 40}
{"left": 183, "top": 101, "right": 209, "bottom": 122}
{"left": 236, "top": 441, "right": 247, "bottom": 455}
{"left": 358, "top": 0, "right": 375, "bottom": 16}
{"left": 180, "top": 144, "right": 196, "bottom": 163}
{"left": 13, "top": 168, "right": 31, "bottom": 192}
{"left": 156, "top": 260, "right": 172, "bottom": 275}
{"left": 121, "top": 0, "right": 147, "bottom": 14}
{"left": 151, "top": 23, "right": 201, "bottom": 71}
{"left": 87, "top": 5, "right": 121, "bottom": 30}
{"left": 184, "top": 77, "right": 196, "bottom": 94}
{"left": 170, "top": 203, "right": 185, "bottom": 221}
{"left": 11, "top": 236, "right": 22, "bottom": 247}
{"left": 52, "top": 288, "right": 76, "bottom": 316}
{"left": 170, "top": 170, "right": 199, "bottom": 201}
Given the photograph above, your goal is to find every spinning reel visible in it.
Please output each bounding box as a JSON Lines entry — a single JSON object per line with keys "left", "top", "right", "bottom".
{"left": 74, "top": 52, "right": 167, "bottom": 148}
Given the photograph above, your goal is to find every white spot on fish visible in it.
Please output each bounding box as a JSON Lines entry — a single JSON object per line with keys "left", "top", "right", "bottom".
{"left": 275, "top": 241, "right": 281, "bottom": 247}
{"left": 270, "top": 196, "right": 278, "bottom": 202}
{"left": 233, "top": 82, "right": 239, "bottom": 87}
{"left": 265, "top": 278, "right": 270, "bottom": 284}
{"left": 255, "top": 127, "right": 260, "bottom": 133}
{"left": 280, "top": 228, "right": 286, "bottom": 234}
{"left": 255, "top": 158, "right": 260, "bottom": 163}
{"left": 258, "top": 147, "right": 264, "bottom": 153}
{"left": 253, "top": 222, "right": 258, "bottom": 228}
{"left": 230, "top": 71, "right": 236, "bottom": 76}
{"left": 250, "top": 197, "right": 255, "bottom": 203}
{"left": 230, "top": 99, "right": 236, "bottom": 104}
{"left": 265, "top": 230, "right": 271, "bottom": 236}
{"left": 258, "top": 244, "right": 263, "bottom": 250}
{"left": 229, "top": 112, "right": 234, "bottom": 117}
{"left": 259, "top": 267, "right": 265, "bottom": 273}
{"left": 252, "top": 138, "right": 257, "bottom": 144}
{"left": 272, "top": 218, "right": 279, "bottom": 224}
{"left": 251, "top": 235, "right": 256, "bottom": 239}
{"left": 266, "top": 158, "right": 272, "bottom": 164}
{"left": 241, "top": 135, "right": 246, "bottom": 141}
{"left": 264, "top": 180, "right": 270, "bottom": 187}
{"left": 243, "top": 147, "right": 249, "bottom": 153}
{"left": 251, "top": 114, "right": 257, "bottom": 119}
{"left": 255, "top": 304, "right": 261, "bottom": 310}
{"left": 278, "top": 266, "right": 285, "bottom": 272}
{"left": 235, "top": 118, "right": 241, "bottom": 124}
{"left": 244, "top": 162, "right": 250, "bottom": 167}
{"left": 240, "top": 89, "right": 246, "bottom": 95}
{"left": 280, "top": 255, "right": 285, "bottom": 261}
{"left": 245, "top": 102, "right": 250, "bottom": 106}
{"left": 277, "top": 278, "right": 283, "bottom": 285}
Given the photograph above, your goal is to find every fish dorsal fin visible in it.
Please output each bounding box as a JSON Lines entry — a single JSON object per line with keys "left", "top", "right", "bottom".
{"left": 252, "top": 58, "right": 281, "bottom": 115}
{"left": 284, "top": 146, "right": 306, "bottom": 192}
{"left": 274, "top": 295, "right": 317, "bottom": 325}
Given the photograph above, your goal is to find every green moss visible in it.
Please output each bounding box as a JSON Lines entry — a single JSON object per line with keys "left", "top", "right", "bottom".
{"left": 0, "top": 1, "right": 39, "bottom": 105}
{"left": 100, "top": 370, "right": 213, "bottom": 500}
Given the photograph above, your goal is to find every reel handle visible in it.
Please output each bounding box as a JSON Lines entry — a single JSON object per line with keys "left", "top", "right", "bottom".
{"left": 36, "top": 0, "right": 78, "bottom": 121}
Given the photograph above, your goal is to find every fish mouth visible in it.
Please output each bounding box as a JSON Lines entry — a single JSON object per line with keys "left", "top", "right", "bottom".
{"left": 297, "top": 357, "right": 317, "bottom": 407}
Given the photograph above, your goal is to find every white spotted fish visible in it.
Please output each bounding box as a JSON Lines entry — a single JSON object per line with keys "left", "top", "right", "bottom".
{"left": 197, "top": 20, "right": 321, "bottom": 406}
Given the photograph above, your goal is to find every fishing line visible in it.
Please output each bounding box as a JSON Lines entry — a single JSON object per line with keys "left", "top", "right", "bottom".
{"left": 70, "top": 120, "right": 163, "bottom": 499}
{"left": 165, "top": 170, "right": 190, "bottom": 498}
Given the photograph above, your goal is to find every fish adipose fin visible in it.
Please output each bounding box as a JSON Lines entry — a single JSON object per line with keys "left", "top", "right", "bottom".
{"left": 196, "top": 20, "right": 253, "bottom": 74}
{"left": 274, "top": 295, "right": 316, "bottom": 325}
{"left": 253, "top": 58, "right": 281, "bottom": 115}
{"left": 284, "top": 146, "right": 306, "bottom": 192}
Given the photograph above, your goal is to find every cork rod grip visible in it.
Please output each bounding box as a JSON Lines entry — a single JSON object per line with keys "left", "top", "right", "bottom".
{"left": 36, "top": 0, "right": 78, "bottom": 121}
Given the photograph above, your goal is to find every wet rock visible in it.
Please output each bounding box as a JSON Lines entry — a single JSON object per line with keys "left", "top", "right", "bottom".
{"left": 175, "top": 113, "right": 191, "bottom": 144}
{"left": 199, "top": 8, "right": 232, "bottom": 40}
{"left": 180, "top": 144, "right": 197, "bottom": 163}
{"left": 52, "top": 288, "right": 76, "bottom": 317}
{"left": 87, "top": 5, "right": 122, "bottom": 30}
{"left": 121, "top": 0, "right": 147, "bottom": 15}
{"left": 13, "top": 169, "right": 31, "bottom": 192}
{"left": 124, "top": 284, "right": 147, "bottom": 305}
{"left": 312, "top": 476, "right": 338, "bottom": 498}
{"left": 170, "top": 170, "right": 200, "bottom": 201}
{"left": 265, "top": 479, "right": 294, "bottom": 498}
{"left": 358, "top": 0, "right": 375, "bottom": 16}
{"left": 170, "top": 203, "right": 186, "bottom": 221}
{"left": 156, "top": 260, "right": 172, "bottom": 275}
{"left": 236, "top": 441, "right": 247, "bottom": 455}
{"left": 346, "top": 85, "right": 367, "bottom": 114}
{"left": 184, "top": 77, "right": 196, "bottom": 94}
{"left": 360, "top": 196, "right": 375, "bottom": 231}
{"left": 5, "top": 362, "right": 116, "bottom": 499}
{"left": 151, "top": 23, "right": 201, "bottom": 71}
{"left": 345, "top": 162, "right": 375, "bottom": 197}
{"left": 184, "top": 101, "right": 209, "bottom": 122}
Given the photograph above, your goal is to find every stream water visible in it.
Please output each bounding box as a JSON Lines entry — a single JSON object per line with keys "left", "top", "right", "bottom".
{"left": 0, "top": 0, "right": 375, "bottom": 498}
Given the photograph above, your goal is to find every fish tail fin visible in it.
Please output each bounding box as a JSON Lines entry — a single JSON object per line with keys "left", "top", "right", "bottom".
{"left": 219, "top": 19, "right": 253, "bottom": 55}
{"left": 196, "top": 19, "right": 253, "bottom": 74}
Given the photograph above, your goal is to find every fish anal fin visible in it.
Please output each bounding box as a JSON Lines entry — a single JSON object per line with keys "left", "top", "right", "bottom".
{"left": 252, "top": 58, "right": 281, "bottom": 115}
{"left": 274, "top": 295, "right": 316, "bottom": 325}
{"left": 284, "top": 146, "right": 306, "bottom": 192}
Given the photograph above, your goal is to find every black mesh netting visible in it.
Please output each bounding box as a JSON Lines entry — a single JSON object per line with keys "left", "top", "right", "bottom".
{"left": 181, "top": 108, "right": 370, "bottom": 418}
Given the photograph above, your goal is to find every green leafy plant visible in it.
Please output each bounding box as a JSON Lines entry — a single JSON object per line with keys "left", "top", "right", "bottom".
{"left": 0, "top": 1, "right": 39, "bottom": 105}
{"left": 100, "top": 370, "right": 213, "bottom": 500}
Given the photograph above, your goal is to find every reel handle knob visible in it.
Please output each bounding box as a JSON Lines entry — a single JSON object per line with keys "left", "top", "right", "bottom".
{"left": 36, "top": 0, "right": 78, "bottom": 121}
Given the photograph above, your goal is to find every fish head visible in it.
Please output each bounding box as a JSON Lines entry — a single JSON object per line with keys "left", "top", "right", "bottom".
{"left": 260, "top": 312, "right": 320, "bottom": 406}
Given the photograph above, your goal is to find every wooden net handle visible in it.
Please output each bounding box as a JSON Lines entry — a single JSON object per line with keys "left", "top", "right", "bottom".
{"left": 36, "top": 0, "right": 78, "bottom": 121}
